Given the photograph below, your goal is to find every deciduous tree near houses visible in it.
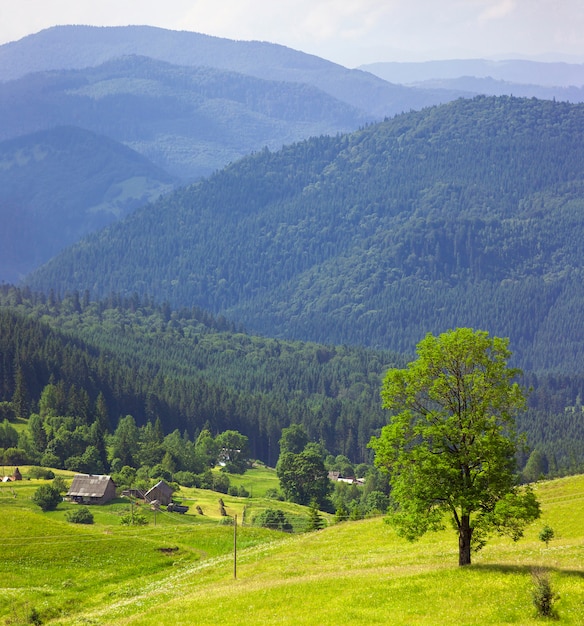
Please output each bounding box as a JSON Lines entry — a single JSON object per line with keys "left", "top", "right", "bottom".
{"left": 369, "top": 328, "right": 540, "bottom": 566}
{"left": 276, "top": 425, "right": 331, "bottom": 507}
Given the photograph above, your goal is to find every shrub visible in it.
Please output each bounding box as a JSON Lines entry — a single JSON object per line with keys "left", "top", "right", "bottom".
{"left": 227, "top": 485, "right": 249, "bottom": 497}
{"left": 334, "top": 504, "right": 349, "bottom": 523}
{"left": 539, "top": 525, "right": 555, "bottom": 547}
{"left": 349, "top": 503, "right": 364, "bottom": 521}
{"left": 174, "top": 471, "right": 197, "bottom": 487}
{"left": 28, "top": 467, "right": 55, "bottom": 480}
{"left": 254, "top": 509, "right": 293, "bottom": 532}
{"left": 212, "top": 472, "right": 230, "bottom": 494}
{"left": 31, "top": 484, "right": 62, "bottom": 511}
{"left": 52, "top": 476, "right": 68, "bottom": 494}
{"left": 307, "top": 500, "right": 326, "bottom": 531}
{"left": 65, "top": 506, "right": 94, "bottom": 524}
{"left": 120, "top": 513, "right": 148, "bottom": 526}
{"left": 197, "top": 470, "right": 213, "bottom": 489}
{"left": 3, "top": 447, "right": 29, "bottom": 464}
{"left": 264, "top": 488, "right": 284, "bottom": 501}
{"left": 531, "top": 568, "right": 559, "bottom": 618}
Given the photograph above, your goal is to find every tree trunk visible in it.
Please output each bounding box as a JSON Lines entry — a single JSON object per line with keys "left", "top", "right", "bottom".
{"left": 458, "top": 514, "right": 473, "bottom": 566}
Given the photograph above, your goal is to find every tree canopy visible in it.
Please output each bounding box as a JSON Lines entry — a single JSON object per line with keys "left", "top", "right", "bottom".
{"left": 276, "top": 425, "right": 331, "bottom": 507}
{"left": 369, "top": 328, "right": 540, "bottom": 565}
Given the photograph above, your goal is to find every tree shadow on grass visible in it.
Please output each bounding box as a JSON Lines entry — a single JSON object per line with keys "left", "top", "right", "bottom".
{"left": 471, "top": 563, "right": 584, "bottom": 580}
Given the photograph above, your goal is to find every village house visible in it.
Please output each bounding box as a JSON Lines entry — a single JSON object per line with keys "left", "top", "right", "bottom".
{"left": 67, "top": 474, "right": 116, "bottom": 505}
{"left": 327, "top": 470, "right": 365, "bottom": 486}
{"left": 144, "top": 479, "right": 173, "bottom": 506}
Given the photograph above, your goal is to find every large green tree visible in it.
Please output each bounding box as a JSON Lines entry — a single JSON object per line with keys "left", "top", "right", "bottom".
{"left": 216, "top": 430, "right": 249, "bottom": 474}
{"left": 277, "top": 444, "right": 331, "bottom": 507}
{"left": 369, "top": 328, "right": 540, "bottom": 566}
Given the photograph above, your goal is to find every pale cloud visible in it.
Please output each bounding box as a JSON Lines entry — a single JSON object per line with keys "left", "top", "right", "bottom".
{"left": 179, "top": 0, "right": 396, "bottom": 44}
{"left": 478, "top": 0, "right": 517, "bottom": 22}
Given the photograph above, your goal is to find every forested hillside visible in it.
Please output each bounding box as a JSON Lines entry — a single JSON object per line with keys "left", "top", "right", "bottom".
{"left": 0, "top": 126, "right": 176, "bottom": 282}
{"left": 0, "top": 25, "right": 463, "bottom": 119}
{"left": 1, "top": 286, "right": 583, "bottom": 475}
{"left": 0, "top": 55, "right": 371, "bottom": 181}
{"left": 0, "top": 287, "right": 400, "bottom": 466}
{"left": 27, "top": 96, "right": 584, "bottom": 373}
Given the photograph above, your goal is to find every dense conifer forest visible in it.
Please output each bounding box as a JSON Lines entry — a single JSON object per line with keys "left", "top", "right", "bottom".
{"left": 1, "top": 286, "right": 583, "bottom": 476}
{"left": 0, "top": 286, "right": 401, "bottom": 467}
{"left": 26, "top": 96, "right": 584, "bottom": 372}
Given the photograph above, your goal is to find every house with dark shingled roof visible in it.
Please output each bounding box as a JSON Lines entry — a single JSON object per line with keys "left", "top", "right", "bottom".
{"left": 67, "top": 474, "right": 116, "bottom": 505}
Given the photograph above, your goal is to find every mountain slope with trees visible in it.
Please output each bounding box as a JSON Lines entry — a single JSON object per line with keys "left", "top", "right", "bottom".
{"left": 0, "top": 25, "right": 465, "bottom": 120}
{"left": 0, "top": 286, "right": 400, "bottom": 466}
{"left": 0, "top": 125, "right": 176, "bottom": 282}
{"left": 1, "top": 286, "right": 583, "bottom": 476}
{"left": 0, "top": 55, "right": 372, "bottom": 181}
{"left": 27, "top": 96, "right": 584, "bottom": 374}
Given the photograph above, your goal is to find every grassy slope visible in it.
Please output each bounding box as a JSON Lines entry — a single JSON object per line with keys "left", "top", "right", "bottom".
{"left": 1, "top": 474, "right": 583, "bottom": 625}
{"left": 115, "top": 477, "right": 584, "bottom": 626}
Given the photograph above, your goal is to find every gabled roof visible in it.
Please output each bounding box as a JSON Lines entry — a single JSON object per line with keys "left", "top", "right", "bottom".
{"left": 145, "top": 480, "right": 173, "bottom": 500}
{"left": 67, "top": 474, "right": 115, "bottom": 498}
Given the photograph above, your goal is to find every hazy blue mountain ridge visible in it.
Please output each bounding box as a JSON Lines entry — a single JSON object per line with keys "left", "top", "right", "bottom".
{"left": 0, "top": 125, "right": 176, "bottom": 282}
{"left": 410, "top": 77, "right": 584, "bottom": 103}
{"left": 0, "top": 25, "right": 468, "bottom": 119}
{"left": 0, "top": 55, "right": 375, "bottom": 181}
{"left": 361, "top": 59, "right": 584, "bottom": 104}
{"left": 361, "top": 59, "right": 584, "bottom": 88}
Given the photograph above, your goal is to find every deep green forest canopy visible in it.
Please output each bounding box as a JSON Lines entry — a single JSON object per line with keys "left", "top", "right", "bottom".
{"left": 0, "top": 286, "right": 401, "bottom": 465}
{"left": 1, "top": 286, "right": 583, "bottom": 475}
{"left": 26, "top": 96, "right": 584, "bottom": 373}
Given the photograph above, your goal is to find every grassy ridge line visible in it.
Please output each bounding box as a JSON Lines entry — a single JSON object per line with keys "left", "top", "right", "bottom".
{"left": 54, "top": 476, "right": 584, "bottom": 626}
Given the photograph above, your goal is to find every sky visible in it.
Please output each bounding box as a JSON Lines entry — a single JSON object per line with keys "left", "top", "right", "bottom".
{"left": 0, "top": 0, "right": 583, "bottom": 67}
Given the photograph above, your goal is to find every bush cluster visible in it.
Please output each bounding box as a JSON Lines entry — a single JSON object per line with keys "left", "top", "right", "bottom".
{"left": 65, "top": 506, "right": 94, "bottom": 524}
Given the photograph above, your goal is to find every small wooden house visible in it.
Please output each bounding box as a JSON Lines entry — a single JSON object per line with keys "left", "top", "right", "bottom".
{"left": 67, "top": 474, "right": 116, "bottom": 505}
{"left": 144, "top": 480, "right": 173, "bottom": 506}
{"left": 11, "top": 467, "right": 22, "bottom": 481}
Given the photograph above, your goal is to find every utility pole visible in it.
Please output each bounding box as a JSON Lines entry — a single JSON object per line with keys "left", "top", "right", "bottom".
{"left": 233, "top": 514, "right": 237, "bottom": 579}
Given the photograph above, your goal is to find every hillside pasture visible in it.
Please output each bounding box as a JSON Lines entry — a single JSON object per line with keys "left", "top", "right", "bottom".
{"left": 219, "top": 463, "right": 281, "bottom": 498}
{"left": 0, "top": 475, "right": 583, "bottom": 624}
{"left": 0, "top": 475, "right": 285, "bottom": 624}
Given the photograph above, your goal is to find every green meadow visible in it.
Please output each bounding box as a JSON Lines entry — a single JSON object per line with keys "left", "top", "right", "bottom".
{"left": 1, "top": 471, "right": 583, "bottom": 625}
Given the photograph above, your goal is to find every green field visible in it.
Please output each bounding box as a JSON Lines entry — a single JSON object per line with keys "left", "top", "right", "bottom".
{"left": 1, "top": 472, "right": 583, "bottom": 625}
